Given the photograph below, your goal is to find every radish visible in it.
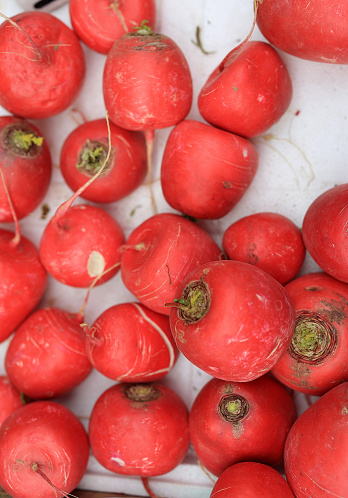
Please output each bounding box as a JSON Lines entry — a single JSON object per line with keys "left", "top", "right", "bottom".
{"left": 83, "top": 302, "right": 178, "bottom": 382}
{"left": 60, "top": 118, "right": 147, "bottom": 204}
{"left": 5, "top": 307, "right": 92, "bottom": 399}
{"left": 271, "top": 272, "right": 348, "bottom": 396}
{"left": 302, "top": 183, "right": 348, "bottom": 283}
{"left": 0, "top": 11, "right": 86, "bottom": 119}
{"left": 120, "top": 212, "right": 223, "bottom": 315}
{"left": 39, "top": 203, "right": 125, "bottom": 287}
{"left": 168, "top": 259, "right": 295, "bottom": 381}
{"left": 89, "top": 382, "right": 190, "bottom": 480}
{"left": 0, "top": 115, "right": 52, "bottom": 222}
{"left": 222, "top": 212, "right": 306, "bottom": 285}
{"left": 197, "top": 41, "right": 293, "bottom": 138}
{"left": 256, "top": 0, "right": 348, "bottom": 64}
{"left": 0, "top": 400, "right": 89, "bottom": 498}
{"left": 0, "top": 228, "right": 47, "bottom": 344}
{"left": 210, "top": 462, "right": 295, "bottom": 497}
{"left": 284, "top": 381, "right": 348, "bottom": 497}
{"left": 189, "top": 375, "right": 297, "bottom": 477}
{"left": 69, "top": 0, "right": 156, "bottom": 55}
{"left": 0, "top": 376, "right": 24, "bottom": 428}
{"left": 103, "top": 20, "right": 193, "bottom": 212}
{"left": 160, "top": 119, "right": 259, "bottom": 220}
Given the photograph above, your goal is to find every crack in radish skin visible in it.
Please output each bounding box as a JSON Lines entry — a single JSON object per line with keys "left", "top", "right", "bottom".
{"left": 87, "top": 251, "right": 105, "bottom": 277}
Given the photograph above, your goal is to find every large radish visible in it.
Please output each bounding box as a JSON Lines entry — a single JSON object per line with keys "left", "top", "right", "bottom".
{"left": 120, "top": 212, "right": 223, "bottom": 315}
{"left": 284, "top": 381, "right": 348, "bottom": 497}
{"left": 168, "top": 260, "right": 295, "bottom": 381}
{"left": 189, "top": 375, "right": 297, "bottom": 476}
{"left": 0, "top": 401, "right": 90, "bottom": 498}
{"left": 0, "top": 11, "right": 86, "bottom": 119}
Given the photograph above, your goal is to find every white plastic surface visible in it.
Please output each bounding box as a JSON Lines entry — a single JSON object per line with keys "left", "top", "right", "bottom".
{"left": 0, "top": 0, "right": 346, "bottom": 497}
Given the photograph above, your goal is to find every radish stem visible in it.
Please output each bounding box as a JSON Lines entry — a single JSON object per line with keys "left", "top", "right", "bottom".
{"left": 144, "top": 128, "right": 158, "bottom": 214}
{"left": 141, "top": 476, "right": 159, "bottom": 498}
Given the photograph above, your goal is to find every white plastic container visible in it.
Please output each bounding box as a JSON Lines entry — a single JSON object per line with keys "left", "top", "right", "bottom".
{"left": 0, "top": 1, "right": 346, "bottom": 496}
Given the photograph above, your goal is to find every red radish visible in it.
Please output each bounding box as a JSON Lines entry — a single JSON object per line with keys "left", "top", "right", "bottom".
{"left": 168, "top": 259, "right": 295, "bottom": 381}
{"left": 256, "top": 0, "right": 348, "bottom": 64}
{"left": 70, "top": 0, "right": 156, "bottom": 55}
{"left": 0, "top": 11, "right": 86, "bottom": 119}
{"left": 189, "top": 376, "right": 297, "bottom": 477}
{"left": 210, "top": 462, "right": 295, "bottom": 497}
{"left": 302, "top": 183, "right": 348, "bottom": 283}
{"left": 272, "top": 272, "right": 348, "bottom": 396}
{"left": 284, "top": 381, "right": 348, "bottom": 497}
{"left": 0, "top": 400, "right": 89, "bottom": 498}
{"left": 60, "top": 118, "right": 147, "bottom": 204}
{"left": 103, "top": 20, "right": 193, "bottom": 212}
{"left": 120, "top": 212, "right": 223, "bottom": 315}
{"left": 39, "top": 203, "right": 125, "bottom": 287}
{"left": 0, "top": 376, "right": 23, "bottom": 428}
{"left": 89, "top": 382, "right": 190, "bottom": 477}
{"left": 222, "top": 212, "right": 306, "bottom": 285}
{"left": 0, "top": 228, "right": 47, "bottom": 343}
{"left": 160, "top": 119, "right": 259, "bottom": 220}
{"left": 198, "top": 41, "right": 293, "bottom": 138}
{"left": 5, "top": 307, "right": 92, "bottom": 399}
{"left": 0, "top": 115, "right": 52, "bottom": 222}
{"left": 84, "top": 302, "right": 178, "bottom": 382}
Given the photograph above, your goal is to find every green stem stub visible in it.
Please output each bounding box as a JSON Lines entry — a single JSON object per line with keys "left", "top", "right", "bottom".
{"left": 289, "top": 311, "right": 338, "bottom": 364}
{"left": 176, "top": 279, "right": 210, "bottom": 324}
{"left": 3, "top": 125, "right": 43, "bottom": 157}
{"left": 218, "top": 394, "right": 250, "bottom": 423}
{"left": 132, "top": 20, "right": 153, "bottom": 36}
{"left": 77, "top": 140, "right": 111, "bottom": 176}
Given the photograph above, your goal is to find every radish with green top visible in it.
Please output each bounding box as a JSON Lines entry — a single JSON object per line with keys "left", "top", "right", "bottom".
{"left": 103, "top": 20, "right": 193, "bottom": 212}
{"left": 0, "top": 116, "right": 52, "bottom": 222}
{"left": 168, "top": 259, "right": 295, "bottom": 381}
{"left": 189, "top": 375, "right": 297, "bottom": 477}
{"left": 60, "top": 117, "right": 147, "bottom": 204}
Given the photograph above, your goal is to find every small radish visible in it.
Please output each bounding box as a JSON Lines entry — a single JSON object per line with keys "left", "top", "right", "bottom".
{"left": 0, "top": 11, "right": 86, "bottom": 119}
{"left": 89, "top": 382, "right": 190, "bottom": 482}
{"left": 210, "top": 462, "right": 295, "bottom": 497}
{"left": 256, "top": 0, "right": 348, "bottom": 63}
{"left": 103, "top": 20, "right": 193, "bottom": 212}
{"left": 39, "top": 203, "right": 125, "bottom": 287}
{"left": 5, "top": 307, "right": 92, "bottom": 399}
{"left": 0, "top": 115, "right": 52, "bottom": 222}
{"left": 120, "top": 212, "right": 223, "bottom": 315}
{"left": 0, "top": 376, "right": 24, "bottom": 428}
{"left": 160, "top": 119, "right": 259, "bottom": 220}
{"left": 284, "top": 381, "right": 348, "bottom": 497}
{"left": 70, "top": 0, "right": 156, "bottom": 54}
{"left": 0, "top": 400, "right": 90, "bottom": 498}
{"left": 83, "top": 302, "right": 178, "bottom": 382}
{"left": 198, "top": 41, "right": 293, "bottom": 138}
{"left": 59, "top": 117, "right": 147, "bottom": 204}
{"left": 222, "top": 212, "right": 306, "bottom": 285}
{"left": 302, "top": 183, "right": 348, "bottom": 282}
{"left": 168, "top": 260, "right": 295, "bottom": 381}
{"left": 189, "top": 375, "right": 297, "bottom": 477}
{"left": 272, "top": 272, "right": 348, "bottom": 396}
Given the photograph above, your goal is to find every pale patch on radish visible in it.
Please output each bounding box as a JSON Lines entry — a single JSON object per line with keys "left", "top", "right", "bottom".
{"left": 111, "top": 456, "right": 126, "bottom": 466}
{"left": 87, "top": 251, "right": 106, "bottom": 278}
